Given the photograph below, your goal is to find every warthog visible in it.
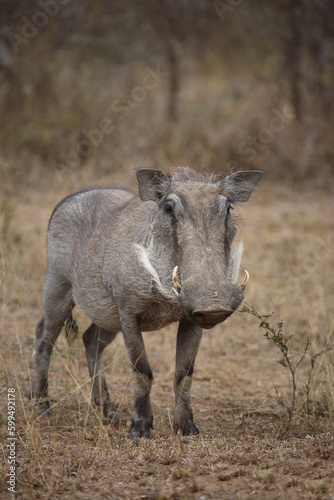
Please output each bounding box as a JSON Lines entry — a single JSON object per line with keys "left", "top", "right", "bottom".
{"left": 32, "top": 167, "right": 263, "bottom": 438}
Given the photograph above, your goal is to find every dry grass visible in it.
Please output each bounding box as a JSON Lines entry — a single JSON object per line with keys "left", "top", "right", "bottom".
{"left": 1, "top": 168, "right": 334, "bottom": 499}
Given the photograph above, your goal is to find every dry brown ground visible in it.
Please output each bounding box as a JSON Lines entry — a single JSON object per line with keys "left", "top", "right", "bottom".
{"left": 1, "top": 167, "right": 334, "bottom": 499}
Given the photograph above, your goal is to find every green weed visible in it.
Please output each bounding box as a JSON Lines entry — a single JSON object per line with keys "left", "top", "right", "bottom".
{"left": 240, "top": 305, "right": 332, "bottom": 431}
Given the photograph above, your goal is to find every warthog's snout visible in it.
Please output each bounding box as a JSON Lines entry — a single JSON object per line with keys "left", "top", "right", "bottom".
{"left": 173, "top": 264, "right": 247, "bottom": 329}
{"left": 192, "top": 307, "right": 234, "bottom": 328}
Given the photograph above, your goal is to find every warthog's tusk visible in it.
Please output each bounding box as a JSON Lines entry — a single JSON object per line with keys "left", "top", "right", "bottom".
{"left": 172, "top": 266, "right": 181, "bottom": 295}
{"left": 239, "top": 270, "right": 249, "bottom": 291}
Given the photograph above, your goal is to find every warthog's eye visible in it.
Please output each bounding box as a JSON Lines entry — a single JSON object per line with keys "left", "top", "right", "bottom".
{"left": 163, "top": 200, "right": 175, "bottom": 216}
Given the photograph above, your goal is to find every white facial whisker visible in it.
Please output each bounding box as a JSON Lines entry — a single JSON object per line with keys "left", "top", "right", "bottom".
{"left": 229, "top": 241, "right": 244, "bottom": 284}
{"left": 134, "top": 243, "right": 174, "bottom": 299}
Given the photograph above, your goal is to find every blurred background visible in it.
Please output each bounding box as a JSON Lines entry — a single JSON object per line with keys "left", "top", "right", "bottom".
{"left": 1, "top": 7, "right": 334, "bottom": 490}
{"left": 0, "top": 0, "right": 333, "bottom": 190}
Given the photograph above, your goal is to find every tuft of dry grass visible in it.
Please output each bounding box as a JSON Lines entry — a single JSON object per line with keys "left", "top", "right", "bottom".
{"left": 1, "top": 171, "right": 334, "bottom": 499}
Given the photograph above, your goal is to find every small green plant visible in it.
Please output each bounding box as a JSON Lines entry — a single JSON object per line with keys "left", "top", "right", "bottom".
{"left": 240, "top": 305, "right": 332, "bottom": 430}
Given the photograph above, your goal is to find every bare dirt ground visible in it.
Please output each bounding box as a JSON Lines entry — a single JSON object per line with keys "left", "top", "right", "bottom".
{"left": 1, "top": 170, "right": 334, "bottom": 499}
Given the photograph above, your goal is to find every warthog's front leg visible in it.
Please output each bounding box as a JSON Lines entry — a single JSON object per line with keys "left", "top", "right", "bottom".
{"left": 174, "top": 319, "right": 202, "bottom": 435}
{"left": 120, "top": 314, "right": 153, "bottom": 439}
{"left": 83, "top": 323, "right": 119, "bottom": 420}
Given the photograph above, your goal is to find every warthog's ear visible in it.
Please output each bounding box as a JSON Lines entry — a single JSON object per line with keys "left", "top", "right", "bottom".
{"left": 136, "top": 169, "right": 171, "bottom": 203}
{"left": 216, "top": 170, "right": 263, "bottom": 202}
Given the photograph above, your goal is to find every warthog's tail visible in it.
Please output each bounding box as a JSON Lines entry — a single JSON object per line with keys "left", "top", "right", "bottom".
{"left": 64, "top": 314, "right": 79, "bottom": 346}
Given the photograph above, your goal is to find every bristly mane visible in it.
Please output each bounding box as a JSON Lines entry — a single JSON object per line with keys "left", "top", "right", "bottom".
{"left": 168, "top": 166, "right": 214, "bottom": 184}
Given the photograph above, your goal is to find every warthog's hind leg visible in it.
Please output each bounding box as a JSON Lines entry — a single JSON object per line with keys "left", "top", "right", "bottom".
{"left": 32, "top": 280, "right": 73, "bottom": 416}
{"left": 174, "top": 319, "right": 202, "bottom": 435}
{"left": 83, "top": 323, "right": 119, "bottom": 421}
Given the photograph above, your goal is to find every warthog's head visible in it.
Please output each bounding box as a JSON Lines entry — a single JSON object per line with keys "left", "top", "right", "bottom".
{"left": 137, "top": 167, "right": 263, "bottom": 329}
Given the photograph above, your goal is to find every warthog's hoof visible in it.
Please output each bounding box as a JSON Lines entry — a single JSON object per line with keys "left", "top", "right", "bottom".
{"left": 107, "top": 411, "right": 120, "bottom": 422}
{"left": 103, "top": 400, "right": 120, "bottom": 422}
{"left": 129, "top": 416, "right": 153, "bottom": 439}
{"left": 131, "top": 430, "right": 150, "bottom": 439}
{"left": 38, "top": 403, "right": 53, "bottom": 417}
{"left": 174, "top": 417, "right": 200, "bottom": 436}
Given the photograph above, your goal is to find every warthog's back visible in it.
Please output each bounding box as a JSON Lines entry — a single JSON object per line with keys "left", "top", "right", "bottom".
{"left": 47, "top": 187, "right": 135, "bottom": 284}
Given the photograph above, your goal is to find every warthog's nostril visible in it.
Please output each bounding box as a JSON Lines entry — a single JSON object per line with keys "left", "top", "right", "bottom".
{"left": 194, "top": 312, "right": 207, "bottom": 323}
{"left": 192, "top": 308, "right": 234, "bottom": 327}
